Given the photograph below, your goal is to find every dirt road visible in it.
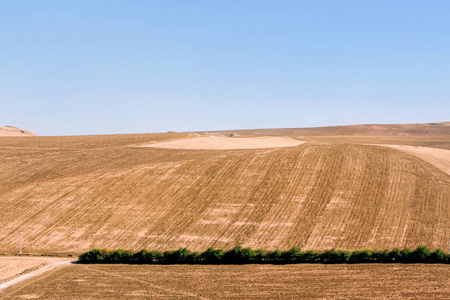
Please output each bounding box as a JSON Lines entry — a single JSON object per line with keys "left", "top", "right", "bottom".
{"left": 0, "top": 257, "right": 72, "bottom": 293}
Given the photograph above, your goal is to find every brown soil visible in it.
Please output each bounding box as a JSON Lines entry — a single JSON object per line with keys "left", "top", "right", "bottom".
{"left": 209, "top": 122, "right": 450, "bottom": 136}
{"left": 299, "top": 135, "right": 450, "bottom": 150}
{"left": 0, "top": 257, "right": 52, "bottom": 284}
{"left": 379, "top": 145, "right": 450, "bottom": 176}
{"left": 2, "top": 264, "right": 449, "bottom": 299}
{"left": 0, "top": 256, "right": 71, "bottom": 292}
{"left": 0, "top": 133, "right": 449, "bottom": 254}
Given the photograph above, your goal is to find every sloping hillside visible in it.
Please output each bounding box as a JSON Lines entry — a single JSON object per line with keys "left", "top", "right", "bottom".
{"left": 0, "top": 126, "right": 37, "bottom": 137}
{"left": 0, "top": 132, "right": 448, "bottom": 255}
{"left": 209, "top": 122, "right": 450, "bottom": 137}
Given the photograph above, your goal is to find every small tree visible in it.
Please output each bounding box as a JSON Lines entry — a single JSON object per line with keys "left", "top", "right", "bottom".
{"left": 401, "top": 248, "right": 412, "bottom": 263}
{"left": 411, "top": 246, "right": 431, "bottom": 262}
{"left": 283, "top": 246, "right": 302, "bottom": 263}
{"left": 108, "top": 249, "right": 133, "bottom": 262}
{"left": 223, "top": 245, "right": 247, "bottom": 264}
{"left": 201, "top": 247, "right": 224, "bottom": 264}
{"left": 389, "top": 248, "right": 402, "bottom": 262}
{"left": 321, "top": 249, "right": 351, "bottom": 263}
{"left": 79, "top": 248, "right": 107, "bottom": 262}
{"left": 350, "top": 249, "right": 372, "bottom": 263}
{"left": 372, "top": 250, "right": 390, "bottom": 263}
{"left": 266, "top": 249, "right": 283, "bottom": 263}
{"left": 430, "top": 249, "right": 446, "bottom": 263}
{"left": 166, "top": 248, "right": 191, "bottom": 263}
{"left": 132, "top": 249, "right": 149, "bottom": 263}
{"left": 302, "top": 250, "right": 320, "bottom": 263}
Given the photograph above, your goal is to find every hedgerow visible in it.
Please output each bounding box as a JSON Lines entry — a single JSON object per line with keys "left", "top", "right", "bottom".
{"left": 78, "top": 245, "right": 449, "bottom": 264}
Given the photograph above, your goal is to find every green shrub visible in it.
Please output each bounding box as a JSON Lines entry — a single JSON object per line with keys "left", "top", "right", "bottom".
{"left": 301, "top": 250, "right": 320, "bottom": 263}
{"left": 105, "top": 249, "right": 133, "bottom": 263}
{"left": 186, "top": 251, "right": 200, "bottom": 263}
{"left": 282, "top": 246, "right": 302, "bottom": 263}
{"left": 430, "top": 249, "right": 447, "bottom": 263}
{"left": 79, "top": 248, "right": 108, "bottom": 262}
{"left": 372, "top": 250, "right": 390, "bottom": 263}
{"left": 223, "top": 245, "right": 254, "bottom": 264}
{"left": 253, "top": 249, "right": 265, "bottom": 263}
{"left": 165, "top": 248, "right": 191, "bottom": 264}
{"left": 321, "top": 249, "right": 351, "bottom": 263}
{"left": 78, "top": 245, "right": 449, "bottom": 265}
{"left": 350, "top": 249, "right": 372, "bottom": 263}
{"left": 202, "top": 247, "right": 224, "bottom": 264}
{"left": 266, "top": 249, "right": 283, "bottom": 263}
{"left": 389, "top": 248, "right": 402, "bottom": 262}
{"left": 401, "top": 248, "right": 412, "bottom": 263}
{"left": 411, "top": 246, "right": 431, "bottom": 262}
{"left": 132, "top": 249, "right": 149, "bottom": 263}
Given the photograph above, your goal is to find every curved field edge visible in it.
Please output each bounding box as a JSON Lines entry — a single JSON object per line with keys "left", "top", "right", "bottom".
{"left": 141, "top": 136, "right": 304, "bottom": 150}
{"left": 0, "top": 133, "right": 449, "bottom": 254}
{"left": 298, "top": 135, "right": 450, "bottom": 150}
{"left": 375, "top": 144, "right": 450, "bottom": 176}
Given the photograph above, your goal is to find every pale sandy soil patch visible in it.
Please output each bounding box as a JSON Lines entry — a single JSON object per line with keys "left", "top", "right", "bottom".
{"left": 378, "top": 145, "right": 450, "bottom": 176}
{"left": 142, "top": 136, "right": 304, "bottom": 150}
{"left": 0, "top": 126, "right": 36, "bottom": 137}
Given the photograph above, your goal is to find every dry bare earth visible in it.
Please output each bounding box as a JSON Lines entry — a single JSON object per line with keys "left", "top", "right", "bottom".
{"left": 0, "top": 129, "right": 449, "bottom": 255}
{"left": 208, "top": 121, "right": 450, "bottom": 137}
{"left": 1, "top": 264, "right": 449, "bottom": 299}
{"left": 379, "top": 145, "right": 450, "bottom": 176}
{"left": 143, "top": 136, "right": 304, "bottom": 150}
{"left": 0, "top": 257, "right": 60, "bottom": 284}
{"left": 298, "top": 135, "right": 450, "bottom": 150}
{"left": 0, "top": 257, "right": 71, "bottom": 293}
{"left": 0, "top": 126, "right": 37, "bottom": 137}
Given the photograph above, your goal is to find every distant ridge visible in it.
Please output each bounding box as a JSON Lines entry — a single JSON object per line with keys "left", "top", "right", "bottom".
{"left": 207, "top": 122, "right": 450, "bottom": 137}
{"left": 0, "top": 126, "right": 37, "bottom": 137}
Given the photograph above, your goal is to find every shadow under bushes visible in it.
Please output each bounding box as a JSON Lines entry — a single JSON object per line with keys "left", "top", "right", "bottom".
{"left": 78, "top": 245, "right": 449, "bottom": 264}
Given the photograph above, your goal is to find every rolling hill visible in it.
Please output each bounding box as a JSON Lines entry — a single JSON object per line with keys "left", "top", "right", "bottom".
{"left": 0, "top": 124, "right": 449, "bottom": 255}
{"left": 207, "top": 121, "right": 450, "bottom": 137}
{"left": 0, "top": 126, "right": 37, "bottom": 137}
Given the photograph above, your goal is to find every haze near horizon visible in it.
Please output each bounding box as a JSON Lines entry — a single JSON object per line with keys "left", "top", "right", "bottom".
{"left": 1, "top": 1, "right": 449, "bottom": 136}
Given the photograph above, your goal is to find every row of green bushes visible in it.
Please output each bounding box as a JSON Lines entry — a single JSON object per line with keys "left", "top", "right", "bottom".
{"left": 79, "top": 245, "right": 449, "bottom": 264}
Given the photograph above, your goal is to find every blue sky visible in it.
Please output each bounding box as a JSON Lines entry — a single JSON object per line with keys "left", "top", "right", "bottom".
{"left": 1, "top": 0, "right": 449, "bottom": 136}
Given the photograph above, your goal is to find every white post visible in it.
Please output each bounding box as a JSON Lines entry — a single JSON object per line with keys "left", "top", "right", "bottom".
{"left": 163, "top": 236, "right": 166, "bottom": 252}
{"left": 19, "top": 230, "right": 23, "bottom": 254}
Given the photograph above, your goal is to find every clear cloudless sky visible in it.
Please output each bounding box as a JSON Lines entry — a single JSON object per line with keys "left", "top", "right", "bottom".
{"left": 1, "top": 0, "right": 449, "bottom": 136}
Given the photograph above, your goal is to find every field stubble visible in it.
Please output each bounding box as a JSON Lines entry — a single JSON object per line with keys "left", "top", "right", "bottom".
{"left": 0, "top": 133, "right": 449, "bottom": 254}
{"left": 1, "top": 264, "right": 449, "bottom": 299}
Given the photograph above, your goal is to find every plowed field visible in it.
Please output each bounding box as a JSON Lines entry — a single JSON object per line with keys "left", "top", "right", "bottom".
{"left": 210, "top": 122, "right": 450, "bottom": 136}
{"left": 381, "top": 145, "right": 450, "bottom": 176}
{"left": 0, "top": 130, "right": 449, "bottom": 255}
{"left": 1, "top": 264, "right": 449, "bottom": 299}
{"left": 0, "top": 257, "right": 58, "bottom": 284}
